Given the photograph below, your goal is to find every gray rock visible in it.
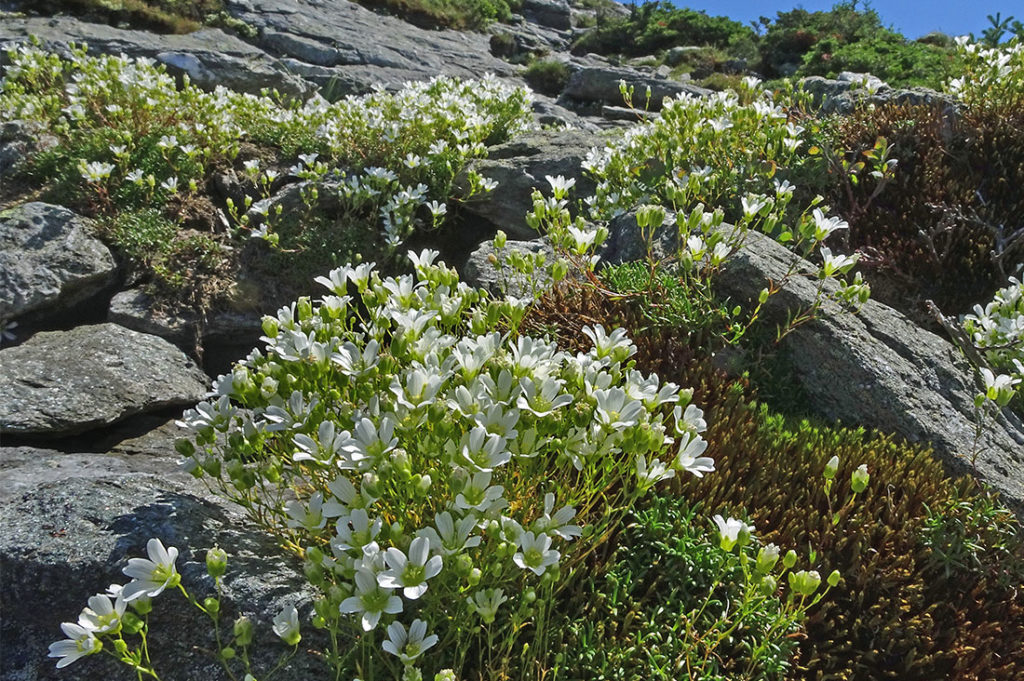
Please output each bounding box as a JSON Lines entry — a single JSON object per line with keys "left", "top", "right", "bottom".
{"left": 224, "top": 0, "right": 513, "bottom": 96}
{"left": 597, "top": 208, "right": 679, "bottom": 267}
{"left": 0, "top": 120, "right": 57, "bottom": 178}
{"left": 561, "top": 65, "right": 712, "bottom": 110}
{"left": 601, "top": 104, "right": 658, "bottom": 122}
{"left": 0, "top": 203, "right": 117, "bottom": 323}
{"left": 531, "top": 94, "right": 600, "bottom": 130}
{"left": 521, "top": 0, "right": 573, "bottom": 31}
{"left": 800, "top": 74, "right": 955, "bottom": 115}
{"left": 456, "top": 128, "right": 601, "bottom": 239}
{"left": 463, "top": 237, "right": 555, "bottom": 298}
{"left": 664, "top": 45, "right": 705, "bottom": 67}
{"left": 0, "top": 446, "right": 320, "bottom": 681}
{"left": 0, "top": 324, "right": 209, "bottom": 437}
{"left": 714, "top": 228, "right": 1024, "bottom": 514}
{"left": 108, "top": 288, "right": 264, "bottom": 348}
{"left": 0, "top": 16, "right": 314, "bottom": 99}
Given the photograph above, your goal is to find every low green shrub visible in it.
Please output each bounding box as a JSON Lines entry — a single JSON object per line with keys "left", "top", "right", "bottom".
{"left": 798, "top": 29, "right": 958, "bottom": 89}
{"left": 358, "top": 0, "right": 517, "bottom": 30}
{"left": 573, "top": 1, "right": 755, "bottom": 58}
{"left": 523, "top": 59, "right": 570, "bottom": 96}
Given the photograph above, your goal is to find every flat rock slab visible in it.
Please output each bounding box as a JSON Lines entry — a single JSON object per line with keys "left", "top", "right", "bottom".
{"left": 715, "top": 228, "right": 1024, "bottom": 513}
{"left": 0, "top": 203, "right": 116, "bottom": 323}
{"left": 561, "top": 65, "right": 713, "bottom": 110}
{"left": 0, "top": 16, "right": 314, "bottom": 98}
{"left": 0, "top": 446, "right": 319, "bottom": 681}
{"left": 225, "top": 0, "right": 513, "bottom": 95}
{"left": 0, "top": 323, "right": 209, "bottom": 437}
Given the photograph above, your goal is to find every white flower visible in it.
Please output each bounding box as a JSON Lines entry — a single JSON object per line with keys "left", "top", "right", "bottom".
{"left": 418, "top": 511, "right": 481, "bottom": 556}
{"left": 453, "top": 471, "right": 506, "bottom": 513}
{"left": 77, "top": 590, "right": 126, "bottom": 634}
{"left": 819, "top": 247, "right": 858, "bottom": 278}
{"left": 121, "top": 538, "right": 180, "bottom": 601}
{"left": 513, "top": 531, "right": 559, "bottom": 575}
{"left": 285, "top": 492, "right": 327, "bottom": 531}
{"left": 593, "top": 387, "right": 644, "bottom": 430}
{"left": 713, "top": 515, "right": 754, "bottom": 552}
{"left": 377, "top": 536, "right": 443, "bottom": 599}
{"left": 811, "top": 209, "right": 849, "bottom": 242}
{"left": 532, "top": 493, "right": 581, "bottom": 541}
{"left": 272, "top": 604, "right": 301, "bottom": 645}
{"left": 469, "top": 588, "right": 507, "bottom": 624}
{"left": 79, "top": 160, "right": 115, "bottom": 182}
{"left": 636, "top": 453, "right": 675, "bottom": 489}
{"left": 516, "top": 376, "right": 573, "bottom": 418}
{"left": 675, "top": 433, "right": 714, "bottom": 477}
{"left": 382, "top": 619, "right": 438, "bottom": 664}
{"left": 48, "top": 622, "right": 102, "bottom": 668}
{"left": 339, "top": 567, "right": 403, "bottom": 631}
{"left": 333, "top": 508, "right": 383, "bottom": 553}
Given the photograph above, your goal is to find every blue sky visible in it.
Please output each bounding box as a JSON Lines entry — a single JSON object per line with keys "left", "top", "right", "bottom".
{"left": 662, "top": 1, "right": 1021, "bottom": 39}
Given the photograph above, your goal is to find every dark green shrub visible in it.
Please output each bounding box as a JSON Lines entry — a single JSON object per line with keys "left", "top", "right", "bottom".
{"left": 573, "top": 1, "right": 755, "bottom": 58}
{"left": 758, "top": 1, "right": 886, "bottom": 77}
{"left": 798, "top": 29, "right": 957, "bottom": 89}
{"left": 359, "top": 0, "right": 516, "bottom": 30}
{"left": 808, "top": 99, "right": 1024, "bottom": 316}
{"left": 523, "top": 59, "right": 571, "bottom": 96}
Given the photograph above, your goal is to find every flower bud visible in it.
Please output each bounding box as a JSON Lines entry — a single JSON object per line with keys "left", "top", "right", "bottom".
{"left": 114, "top": 638, "right": 129, "bottom": 654}
{"left": 204, "top": 597, "right": 221, "bottom": 615}
{"left": 467, "top": 568, "right": 482, "bottom": 586}
{"left": 788, "top": 569, "right": 821, "bottom": 597}
{"left": 824, "top": 455, "right": 839, "bottom": 480}
{"left": 851, "top": 464, "right": 869, "bottom": 493}
{"left": 494, "top": 230, "right": 507, "bottom": 249}
{"left": 306, "top": 546, "right": 324, "bottom": 565}
{"left": 130, "top": 596, "right": 152, "bottom": 616}
{"left": 206, "top": 547, "right": 228, "bottom": 578}
{"left": 827, "top": 569, "right": 841, "bottom": 587}
{"left": 233, "top": 616, "right": 254, "bottom": 646}
{"left": 455, "top": 554, "right": 473, "bottom": 577}
{"left": 174, "top": 438, "right": 196, "bottom": 457}
{"left": 759, "top": 575, "right": 778, "bottom": 597}
{"left": 756, "top": 543, "right": 780, "bottom": 574}
{"left": 783, "top": 549, "right": 798, "bottom": 569}
{"left": 221, "top": 647, "right": 236, "bottom": 660}
{"left": 524, "top": 588, "right": 537, "bottom": 604}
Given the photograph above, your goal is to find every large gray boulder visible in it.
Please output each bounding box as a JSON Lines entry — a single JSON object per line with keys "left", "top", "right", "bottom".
{"left": 0, "top": 203, "right": 117, "bottom": 323}
{"left": 0, "top": 445, "right": 320, "bottom": 681}
{"left": 0, "top": 324, "right": 209, "bottom": 437}
{"left": 0, "top": 16, "right": 314, "bottom": 99}
{"left": 561, "top": 65, "right": 712, "bottom": 110}
{"left": 456, "top": 128, "right": 602, "bottom": 239}
{"left": 715, "top": 228, "right": 1024, "bottom": 513}
{"left": 0, "top": 121, "right": 58, "bottom": 179}
{"left": 597, "top": 208, "right": 680, "bottom": 267}
{"left": 800, "top": 74, "right": 955, "bottom": 114}
{"left": 223, "top": 0, "right": 513, "bottom": 96}
{"left": 520, "top": 0, "right": 573, "bottom": 31}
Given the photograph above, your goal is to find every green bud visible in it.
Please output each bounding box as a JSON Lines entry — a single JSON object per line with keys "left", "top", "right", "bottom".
{"left": 494, "top": 230, "right": 507, "bottom": 249}
{"left": 261, "top": 317, "right": 279, "bottom": 338}
{"left": 758, "top": 287, "right": 770, "bottom": 304}
{"left": 551, "top": 258, "right": 569, "bottom": 282}
{"left": 759, "top": 575, "right": 778, "bottom": 597}
{"left": 312, "top": 615, "right": 327, "bottom": 629}
{"left": 467, "top": 568, "right": 482, "bottom": 586}
{"left": 306, "top": 546, "right": 324, "bottom": 564}
{"left": 206, "top": 547, "right": 228, "bottom": 578}
{"left": 174, "top": 438, "right": 196, "bottom": 458}
{"left": 788, "top": 569, "right": 821, "bottom": 597}
{"left": 416, "top": 473, "right": 432, "bottom": 493}
{"left": 827, "top": 569, "right": 841, "bottom": 587}
{"left": 221, "top": 647, "right": 236, "bottom": 660}
{"left": 455, "top": 554, "right": 473, "bottom": 577}
{"left": 296, "top": 296, "right": 312, "bottom": 320}
{"left": 233, "top": 616, "right": 254, "bottom": 646}
{"left": 524, "top": 588, "right": 537, "bottom": 604}
{"left": 756, "top": 543, "right": 780, "bottom": 573}
{"left": 824, "top": 455, "right": 840, "bottom": 480}
{"left": 783, "top": 549, "right": 798, "bottom": 569}
{"left": 122, "top": 611, "right": 145, "bottom": 634}
{"left": 204, "top": 597, "right": 221, "bottom": 615}
{"left": 114, "top": 638, "right": 129, "bottom": 654}
{"left": 851, "top": 464, "right": 869, "bottom": 494}
{"left": 130, "top": 597, "right": 152, "bottom": 616}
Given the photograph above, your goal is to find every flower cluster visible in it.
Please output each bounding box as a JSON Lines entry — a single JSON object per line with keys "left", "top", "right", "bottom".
{"left": 1, "top": 45, "right": 533, "bottom": 257}
{"left": 947, "top": 36, "right": 1024, "bottom": 110}
{"left": 175, "top": 249, "right": 710, "bottom": 677}
{"left": 580, "top": 79, "right": 868, "bottom": 304}
{"left": 48, "top": 539, "right": 180, "bottom": 669}
{"left": 963, "top": 276, "right": 1024, "bottom": 406}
